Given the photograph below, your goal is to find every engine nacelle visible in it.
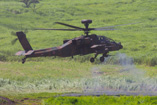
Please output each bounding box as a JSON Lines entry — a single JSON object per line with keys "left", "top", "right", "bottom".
{"left": 72, "top": 37, "right": 91, "bottom": 45}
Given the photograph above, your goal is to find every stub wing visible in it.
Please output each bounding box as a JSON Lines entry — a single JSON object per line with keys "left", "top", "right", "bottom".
{"left": 91, "top": 44, "right": 106, "bottom": 49}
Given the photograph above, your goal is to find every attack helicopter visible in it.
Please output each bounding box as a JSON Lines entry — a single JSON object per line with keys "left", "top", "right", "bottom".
{"left": 15, "top": 19, "right": 123, "bottom": 64}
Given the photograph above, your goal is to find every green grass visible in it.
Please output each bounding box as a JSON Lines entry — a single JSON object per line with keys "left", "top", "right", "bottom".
{"left": 43, "top": 95, "right": 157, "bottom": 105}
{"left": 0, "top": 0, "right": 157, "bottom": 104}
{"left": 1, "top": 92, "right": 157, "bottom": 105}
{"left": 0, "top": 0, "right": 156, "bottom": 66}
{"left": 0, "top": 59, "right": 91, "bottom": 80}
{"left": 0, "top": 61, "right": 156, "bottom": 96}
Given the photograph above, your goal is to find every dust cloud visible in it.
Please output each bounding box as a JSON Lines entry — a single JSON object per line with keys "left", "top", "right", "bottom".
{"left": 83, "top": 53, "right": 157, "bottom": 96}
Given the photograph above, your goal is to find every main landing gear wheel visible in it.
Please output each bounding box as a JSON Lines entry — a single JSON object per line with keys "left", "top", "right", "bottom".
{"left": 90, "top": 57, "right": 95, "bottom": 63}
{"left": 22, "top": 57, "right": 26, "bottom": 64}
{"left": 100, "top": 56, "right": 105, "bottom": 62}
{"left": 90, "top": 53, "right": 98, "bottom": 63}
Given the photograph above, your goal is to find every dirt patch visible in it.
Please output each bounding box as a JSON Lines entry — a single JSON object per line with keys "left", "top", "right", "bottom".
{"left": 0, "top": 96, "right": 15, "bottom": 105}
{"left": 61, "top": 91, "right": 157, "bottom": 97}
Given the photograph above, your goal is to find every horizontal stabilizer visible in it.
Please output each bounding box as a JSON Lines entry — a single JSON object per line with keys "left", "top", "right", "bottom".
{"left": 16, "top": 51, "right": 25, "bottom": 56}
{"left": 16, "top": 50, "right": 34, "bottom": 56}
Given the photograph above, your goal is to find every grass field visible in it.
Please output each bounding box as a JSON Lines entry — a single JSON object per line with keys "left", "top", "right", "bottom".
{"left": 0, "top": 60, "right": 157, "bottom": 104}
{"left": 0, "top": 0, "right": 156, "bottom": 66}
{"left": 1, "top": 93, "right": 157, "bottom": 105}
{"left": 0, "top": 0, "right": 157, "bottom": 104}
{"left": 43, "top": 95, "right": 157, "bottom": 105}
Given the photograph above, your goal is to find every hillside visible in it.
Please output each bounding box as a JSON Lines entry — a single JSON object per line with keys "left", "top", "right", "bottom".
{"left": 0, "top": 1, "right": 157, "bottom": 104}
{"left": 0, "top": 0, "right": 157, "bottom": 66}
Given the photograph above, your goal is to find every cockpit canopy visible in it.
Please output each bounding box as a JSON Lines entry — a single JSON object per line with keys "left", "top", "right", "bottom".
{"left": 97, "top": 35, "right": 115, "bottom": 43}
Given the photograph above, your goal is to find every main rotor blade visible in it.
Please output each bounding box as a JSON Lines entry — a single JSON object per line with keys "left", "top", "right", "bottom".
{"left": 88, "top": 28, "right": 115, "bottom": 31}
{"left": 55, "top": 22, "right": 84, "bottom": 30}
{"left": 34, "top": 28, "right": 82, "bottom": 31}
{"left": 97, "top": 22, "right": 140, "bottom": 29}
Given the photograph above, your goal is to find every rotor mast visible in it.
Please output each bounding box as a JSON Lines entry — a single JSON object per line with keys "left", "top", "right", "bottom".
{"left": 81, "top": 19, "right": 92, "bottom": 36}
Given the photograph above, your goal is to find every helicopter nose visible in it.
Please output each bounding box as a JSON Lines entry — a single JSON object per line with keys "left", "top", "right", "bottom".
{"left": 118, "top": 42, "right": 123, "bottom": 49}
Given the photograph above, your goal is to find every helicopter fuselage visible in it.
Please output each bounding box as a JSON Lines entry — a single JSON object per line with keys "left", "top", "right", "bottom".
{"left": 15, "top": 18, "right": 125, "bottom": 64}
{"left": 16, "top": 32, "right": 123, "bottom": 63}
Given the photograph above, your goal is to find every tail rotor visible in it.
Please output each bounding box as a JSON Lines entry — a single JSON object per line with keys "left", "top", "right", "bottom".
{"left": 11, "top": 29, "right": 28, "bottom": 45}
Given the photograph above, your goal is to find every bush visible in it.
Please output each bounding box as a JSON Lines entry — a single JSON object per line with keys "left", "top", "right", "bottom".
{"left": 20, "top": 0, "right": 39, "bottom": 8}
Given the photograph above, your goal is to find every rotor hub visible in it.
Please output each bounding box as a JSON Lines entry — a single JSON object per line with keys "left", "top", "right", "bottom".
{"left": 81, "top": 20, "right": 92, "bottom": 36}
{"left": 81, "top": 19, "right": 92, "bottom": 24}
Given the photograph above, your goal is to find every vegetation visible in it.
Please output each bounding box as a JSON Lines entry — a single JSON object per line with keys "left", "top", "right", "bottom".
{"left": 43, "top": 95, "right": 157, "bottom": 105}
{"left": 0, "top": 61, "right": 156, "bottom": 96}
{"left": 20, "top": 0, "right": 40, "bottom": 8}
{"left": 1, "top": 93, "right": 157, "bottom": 105}
{"left": 0, "top": 92, "right": 57, "bottom": 105}
{"left": 0, "top": 99, "right": 7, "bottom": 105}
{"left": 0, "top": 0, "right": 156, "bottom": 104}
{"left": 0, "top": 0, "right": 156, "bottom": 66}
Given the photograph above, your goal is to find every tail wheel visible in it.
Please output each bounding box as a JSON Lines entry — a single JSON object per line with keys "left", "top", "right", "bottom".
{"left": 100, "top": 56, "right": 104, "bottom": 62}
{"left": 22, "top": 59, "right": 25, "bottom": 64}
{"left": 22, "top": 57, "right": 27, "bottom": 64}
{"left": 90, "top": 57, "right": 95, "bottom": 63}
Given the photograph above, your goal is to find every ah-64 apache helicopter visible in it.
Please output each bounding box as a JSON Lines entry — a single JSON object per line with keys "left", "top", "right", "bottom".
{"left": 15, "top": 19, "right": 123, "bottom": 64}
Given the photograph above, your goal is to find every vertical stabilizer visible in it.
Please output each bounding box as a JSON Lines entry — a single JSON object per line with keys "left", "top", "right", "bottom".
{"left": 16, "top": 31, "right": 33, "bottom": 52}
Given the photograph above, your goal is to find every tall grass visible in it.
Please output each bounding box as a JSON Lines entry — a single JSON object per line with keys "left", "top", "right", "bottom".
{"left": 0, "top": 61, "right": 156, "bottom": 95}
{"left": 0, "top": 75, "right": 157, "bottom": 95}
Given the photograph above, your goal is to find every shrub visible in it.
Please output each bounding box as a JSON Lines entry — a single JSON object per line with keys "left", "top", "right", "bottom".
{"left": 20, "top": 0, "right": 39, "bottom": 8}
